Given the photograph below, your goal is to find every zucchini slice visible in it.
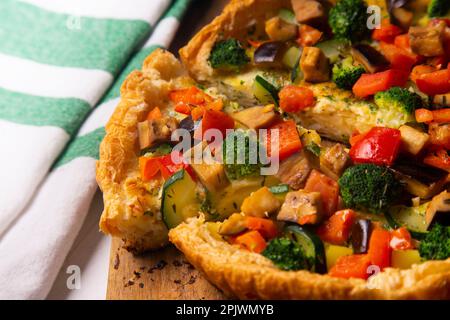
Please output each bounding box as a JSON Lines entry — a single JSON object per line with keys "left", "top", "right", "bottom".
{"left": 161, "top": 169, "right": 201, "bottom": 229}
{"left": 278, "top": 8, "right": 297, "bottom": 25}
{"left": 253, "top": 75, "right": 280, "bottom": 106}
{"left": 284, "top": 225, "right": 327, "bottom": 273}
{"left": 386, "top": 202, "right": 430, "bottom": 234}
{"left": 269, "top": 184, "right": 290, "bottom": 201}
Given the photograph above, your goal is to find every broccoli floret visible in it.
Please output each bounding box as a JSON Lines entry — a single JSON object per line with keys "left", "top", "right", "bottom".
{"left": 332, "top": 56, "right": 365, "bottom": 90}
{"left": 428, "top": 0, "right": 450, "bottom": 18}
{"left": 338, "top": 164, "right": 401, "bottom": 214}
{"left": 262, "top": 237, "right": 313, "bottom": 271}
{"left": 208, "top": 38, "right": 250, "bottom": 71}
{"left": 329, "top": 0, "right": 370, "bottom": 42}
{"left": 375, "top": 87, "right": 424, "bottom": 115}
{"left": 222, "top": 130, "right": 263, "bottom": 180}
{"left": 419, "top": 224, "right": 450, "bottom": 260}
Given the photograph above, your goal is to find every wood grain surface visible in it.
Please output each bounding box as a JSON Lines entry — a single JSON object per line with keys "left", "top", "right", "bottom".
{"left": 107, "top": 0, "right": 230, "bottom": 300}
{"left": 106, "top": 238, "right": 226, "bottom": 300}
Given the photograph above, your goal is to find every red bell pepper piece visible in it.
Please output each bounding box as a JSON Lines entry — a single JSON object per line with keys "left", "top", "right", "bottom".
{"left": 317, "top": 209, "right": 356, "bottom": 246}
{"left": 352, "top": 69, "right": 409, "bottom": 98}
{"left": 368, "top": 228, "right": 392, "bottom": 270}
{"left": 139, "top": 157, "right": 162, "bottom": 181}
{"left": 410, "top": 65, "right": 437, "bottom": 83}
{"left": 266, "top": 120, "right": 302, "bottom": 161}
{"left": 390, "top": 227, "right": 414, "bottom": 250}
{"left": 394, "top": 34, "right": 410, "bottom": 50}
{"left": 297, "top": 24, "right": 323, "bottom": 47}
{"left": 329, "top": 254, "right": 371, "bottom": 279}
{"left": 279, "top": 85, "right": 315, "bottom": 113}
{"left": 430, "top": 108, "right": 450, "bottom": 123}
{"left": 231, "top": 230, "right": 267, "bottom": 253}
{"left": 415, "top": 69, "right": 450, "bottom": 95}
{"left": 169, "top": 86, "right": 212, "bottom": 106}
{"left": 380, "top": 42, "right": 419, "bottom": 71}
{"left": 424, "top": 149, "right": 450, "bottom": 172}
{"left": 193, "top": 109, "right": 234, "bottom": 141}
{"left": 245, "top": 217, "right": 278, "bottom": 240}
{"left": 147, "top": 107, "right": 162, "bottom": 120}
{"left": 139, "top": 152, "right": 193, "bottom": 181}
{"left": 415, "top": 108, "right": 434, "bottom": 123}
{"left": 304, "top": 170, "right": 340, "bottom": 217}
{"left": 349, "top": 127, "right": 402, "bottom": 166}
{"left": 372, "top": 20, "right": 402, "bottom": 43}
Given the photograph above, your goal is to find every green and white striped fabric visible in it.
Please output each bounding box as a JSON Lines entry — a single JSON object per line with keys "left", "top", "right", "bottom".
{"left": 0, "top": 0, "right": 191, "bottom": 299}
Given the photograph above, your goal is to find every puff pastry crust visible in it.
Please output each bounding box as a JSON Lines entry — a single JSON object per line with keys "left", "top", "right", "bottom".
{"left": 169, "top": 216, "right": 450, "bottom": 299}
{"left": 180, "top": 0, "right": 291, "bottom": 82}
{"left": 96, "top": 49, "right": 192, "bottom": 253}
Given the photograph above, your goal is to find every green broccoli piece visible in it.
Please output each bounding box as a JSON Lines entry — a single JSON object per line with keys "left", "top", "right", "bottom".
{"left": 222, "top": 130, "right": 263, "bottom": 180}
{"left": 208, "top": 38, "right": 250, "bottom": 71}
{"left": 328, "top": 0, "right": 370, "bottom": 42}
{"left": 332, "top": 56, "right": 365, "bottom": 90}
{"left": 375, "top": 87, "right": 424, "bottom": 115}
{"left": 419, "top": 224, "right": 450, "bottom": 260}
{"left": 428, "top": 0, "right": 450, "bottom": 18}
{"left": 338, "top": 164, "right": 401, "bottom": 214}
{"left": 262, "top": 237, "right": 313, "bottom": 271}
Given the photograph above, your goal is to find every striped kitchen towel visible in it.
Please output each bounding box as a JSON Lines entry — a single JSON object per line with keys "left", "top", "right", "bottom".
{"left": 0, "top": 0, "right": 191, "bottom": 299}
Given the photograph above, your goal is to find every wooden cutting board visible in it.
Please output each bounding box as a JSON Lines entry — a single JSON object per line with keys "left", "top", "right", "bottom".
{"left": 106, "top": 237, "right": 226, "bottom": 300}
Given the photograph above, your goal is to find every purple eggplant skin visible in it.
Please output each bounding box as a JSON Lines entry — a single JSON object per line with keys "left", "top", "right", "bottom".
{"left": 253, "top": 41, "right": 285, "bottom": 66}
{"left": 351, "top": 219, "right": 372, "bottom": 254}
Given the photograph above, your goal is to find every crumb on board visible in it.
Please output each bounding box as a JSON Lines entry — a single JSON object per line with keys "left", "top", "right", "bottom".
{"left": 148, "top": 259, "right": 168, "bottom": 273}
{"left": 113, "top": 253, "right": 120, "bottom": 270}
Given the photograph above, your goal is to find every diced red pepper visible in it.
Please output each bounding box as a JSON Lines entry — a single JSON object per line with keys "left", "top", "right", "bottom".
{"left": 174, "top": 103, "right": 192, "bottom": 115}
{"left": 415, "top": 108, "right": 434, "bottom": 123}
{"left": 139, "top": 152, "right": 193, "bottom": 181}
{"left": 424, "top": 149, "right": 450, "bottom": 172}
{"left": 279, "top": 85, "right": 315, "bottom": 113}
{"left": 266, "top": 120, "right": 302, "bottom": 161}
{"left": 245, "top": 217, "right": 278, "bottom": 240}
{"left": 394, "top": 34, "right": 410, "bottom": 50}
{"left": 147, "top": 107, "right": 162, "bottom": 120}
{"left": 139, "top": 157, "right": 162, "bottom": 181}
{"left": 349, "top": 130, "right": 367, "bottom": 147}
{"left": 169, "top": 86, "right": 212, "bottom": 106}
{"left": 349, "top": 127, "right": 402, "bottom": 166}
{"left": 380, "top": 42, "right": 419, "bottom": 71}
{"left": 194, "top": 109, "right": 234, "bottom": 141}
{"left": 329, "top": 254, "right": 371, "bottom": 279}
{"left": 352, "top": 69, "right": 409, "bottom": 98}
{"left": 297, "top": 24, "right": 323, "bottom": 47}
{"left": 410, "top": 65, "right": 437, "bottom": 83}
{"left": 430, "top": 108, "right": 450, "bottom": 123}
{"left": 304, "top": 170, "right": 340, "bottom": 217}
{"left": 372, "top": 20, "right": 402, "bottom": 43}
{"left": 390, "top": 227, "right": 414, "bottom": 250}
{"left": 317, "top": 209, "right": 356, "bottom": 246}
{"left": 415, "top": 69, "right": 450, "bottom": 95}
{"left": 368, "top": 228, "right": 392, "bottom": 271}
{"left": 231, "top": 230, "right": 267, "bottom": 253}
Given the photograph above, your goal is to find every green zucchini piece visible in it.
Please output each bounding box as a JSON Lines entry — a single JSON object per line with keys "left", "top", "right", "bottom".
{"left": 278, "top": 8, "right": 297, "bottom": 25}
{"left": 269, "top": 184, "right": 289, "bottom": 194}
{"left": 161, "top": 169, "right": 201, "bottom": 229}
{"left": 316, "top": 39, "right": 349, "bottom": 64}
{"left": 253, "top": 75, "right": 280, "bottom": 106}
{"left": 284, "top": 225, "right": 327, "bottom": 273}
{"left": 209, "top": 177, "right": 278, "bottom": 219}
{"left": 282, "top": 46, "right": 302, "bottom": 69}
{"left": 386, "top": 202, "right": 430, "bottom": 234}
{"left": 269, "top": 184, "right": 290, "bottom": 201}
